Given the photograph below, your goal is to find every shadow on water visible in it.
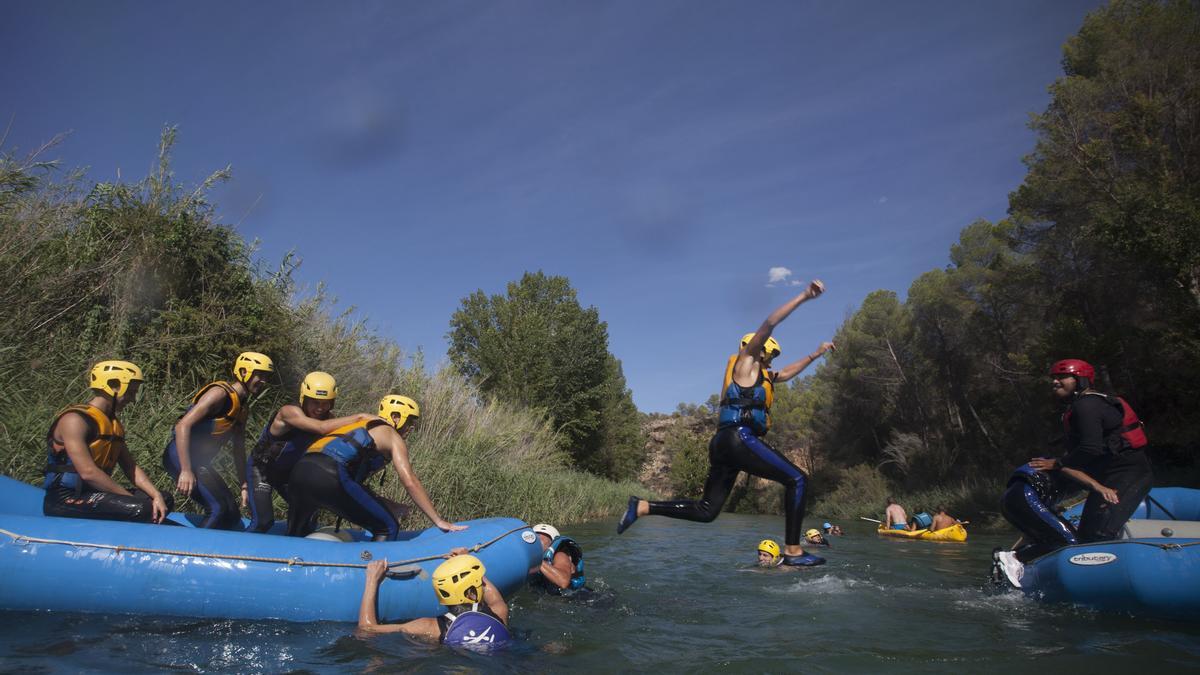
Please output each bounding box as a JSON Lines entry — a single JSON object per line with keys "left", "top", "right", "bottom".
{"left": 2, "top": 515, "right": 1198, "bottom": 673}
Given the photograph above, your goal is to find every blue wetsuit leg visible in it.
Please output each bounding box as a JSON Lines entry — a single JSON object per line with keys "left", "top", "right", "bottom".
{"left": 163, "top": 439, "right": 241, "bottom": 530}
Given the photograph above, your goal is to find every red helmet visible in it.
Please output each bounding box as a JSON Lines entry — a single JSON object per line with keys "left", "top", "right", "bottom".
{"left": 1050, "top": 359, "right": 1094, "bottom": 380}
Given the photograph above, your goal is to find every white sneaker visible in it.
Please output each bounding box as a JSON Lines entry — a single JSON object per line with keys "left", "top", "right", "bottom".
{"left": 996, "top": 551, "right": 1024, "bottom": 588}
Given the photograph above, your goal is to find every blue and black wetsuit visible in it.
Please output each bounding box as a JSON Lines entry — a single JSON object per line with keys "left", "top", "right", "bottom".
{"left": 162, "top": 382, "right": 246, "bottom": 530}
{"left": 285, "top": 419, "right": 397, "bottom": 541}
{"left": 1000, "top": 463, "right": 1076, "bottom": 562}
{"left": 645, "top": 358, "right": 810, "bottom": 546}
{"left": 246, "top": 414, "right": 319, "bottom": 533}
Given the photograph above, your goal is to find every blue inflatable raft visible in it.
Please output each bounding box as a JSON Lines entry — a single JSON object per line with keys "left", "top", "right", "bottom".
{"left": 0, "top": 475, "right": 541, "bottom": 622}
{"left": 1017, "top": 487, "right": 1200, "bottom": 621}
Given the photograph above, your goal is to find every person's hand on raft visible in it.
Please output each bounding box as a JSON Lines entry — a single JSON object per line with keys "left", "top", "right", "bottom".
{"left": 436, "top": 520, "right": 467, "bottom": 533}
{"left": 151, "top": 493, "right": 169, "bottom": 524}
{"left": 365, "top": 559, "right": 388, "bottom": 585}
{"left": 444, "top": 547, "right": 470, "bottom": 558}
{"left": 1028, "top": 457, "right": 1058, "bottom": 471}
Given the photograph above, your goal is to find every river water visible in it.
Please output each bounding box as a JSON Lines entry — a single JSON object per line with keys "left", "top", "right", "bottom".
{"left": 2, "top": 514, "right": 1197, "bottom": 673}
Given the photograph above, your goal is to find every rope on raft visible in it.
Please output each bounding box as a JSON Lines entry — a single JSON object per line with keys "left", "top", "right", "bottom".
{"left": 0, "top": 524, "right": 532, "bottom": 572}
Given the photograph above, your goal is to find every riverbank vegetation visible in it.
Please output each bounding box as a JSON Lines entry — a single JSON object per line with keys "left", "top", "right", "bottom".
{"left": 0, "top": 129, "right": 643, "bottom": 528}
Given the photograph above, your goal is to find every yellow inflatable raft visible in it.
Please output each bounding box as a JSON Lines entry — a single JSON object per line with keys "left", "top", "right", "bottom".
{"left": 876, "top": 523, "right": 967, "bottom": 542}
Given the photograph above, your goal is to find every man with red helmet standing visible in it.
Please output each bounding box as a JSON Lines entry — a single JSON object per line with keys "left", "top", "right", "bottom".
{"left": 995, "top": 359, "right": 1153, "bottom": 586}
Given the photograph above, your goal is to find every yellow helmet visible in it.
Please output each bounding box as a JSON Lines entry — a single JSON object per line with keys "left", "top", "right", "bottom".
{"left": 378, "top": 394, "right": 420, "bottom": 431}
{"left": 741, "top": 333, "right": 781, "bottom": 359}
{"left": 432, "top": 554, "right": 486, "bottom": 606}
{"left": 757, "top": 539, "right": 781, "bottom": 558}
{"left": 233, "top": 352, "right": 274, "bottom": 384}
{"left": 89, "top": 360, "right": 144, "bottom": 398}
{"left": 300, "top": 371, "right": 337, "bottom": 403}
{"left": 805, "top": 528, "right": 821, "bottom": 539}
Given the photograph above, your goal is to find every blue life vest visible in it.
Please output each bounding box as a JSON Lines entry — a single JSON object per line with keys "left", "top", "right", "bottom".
{"left": 543, "top": 536, "right": 586, "bottom": 591}
{"left": 912, "top": 512, "right": 933, "bottom": 529}
{"left": 307, "top": 419, "right": 389, "bottom": 480}
{"left": 442, "top": 608, "right": 511, "bottom": 650}
{"left": 717, "top": 355, "right": 774, "bottom": 436}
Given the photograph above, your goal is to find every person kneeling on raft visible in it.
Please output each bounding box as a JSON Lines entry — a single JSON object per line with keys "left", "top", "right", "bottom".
{"left": 246, "top": 371, "right": 375, "bottom": 533}
{"left": 617, "top": 280, "right": 834, "bottom": 567}
{"left": 285, "top": 394, "right": 464, "bottom": 541}
{"left": 529, "top": 523, "right": 587, "bottom": 594}
{"left": 358, "top": 553, "right": 511, "bottom": 649}
{"left": 44, "top": 360, "right": 173, "bottom": 523}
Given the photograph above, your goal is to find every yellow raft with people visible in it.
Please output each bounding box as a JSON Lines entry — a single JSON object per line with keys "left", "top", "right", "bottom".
{"left": 876, "top": 524, "right": 968, "bottom": 542}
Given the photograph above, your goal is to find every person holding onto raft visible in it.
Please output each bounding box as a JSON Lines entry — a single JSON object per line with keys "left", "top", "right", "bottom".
{"left": 285, "top": 394, "right": 464, "bottom": 541}
{"left": 529, "top": 523, "right": 586, "bottom": 594}
{"left": 617, "top": 280, "right": 835, "bottom": 567}
{"left": 44, "top": 360, "right": 173, "bottom": 523}
{"left": 358, "top": 554, "right": 511, "bottom": 649}
{"left": 163, "top": 351, "right": 273, "bottom": 529}
{"left": 246, "top": 371, "right": 375, "bottom": 533}
{"left": 995, "top": 359, "right": 1152, "bottom": 586}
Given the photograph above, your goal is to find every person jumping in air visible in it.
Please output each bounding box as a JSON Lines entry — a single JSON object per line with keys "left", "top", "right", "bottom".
{"left": 163, "top": 351, "right": 273, "bottom": 529}
{"left": 617, "top": 280, "right": 836, "bottom": 566}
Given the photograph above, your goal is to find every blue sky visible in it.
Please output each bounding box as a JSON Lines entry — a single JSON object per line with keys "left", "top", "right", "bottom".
{"left": 2, "top": 1, "right": 1104, "bottom": 412}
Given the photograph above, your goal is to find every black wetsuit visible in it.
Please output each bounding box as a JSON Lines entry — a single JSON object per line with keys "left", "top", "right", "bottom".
{"left": 646, "top": 425, "right": 809, "bottom": 545}
{"left": 1001, "top": 393, "right": 1152, "bottom": 562}
{"left": 1060, "top": 394, "right": 1153, "bottom": 542}
{"left": 285, "top": 453, "right": 398, "bottom": 540}
{"left": 43, "top": 481, "right": 175, "bottom": 523}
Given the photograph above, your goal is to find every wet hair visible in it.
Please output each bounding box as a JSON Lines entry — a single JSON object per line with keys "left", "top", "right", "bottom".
{"left": 886, "top": 496, "right": 896, "bottom": 505}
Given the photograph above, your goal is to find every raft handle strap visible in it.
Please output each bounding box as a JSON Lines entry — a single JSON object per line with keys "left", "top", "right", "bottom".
{"left": 1145, "top": 494, "right": 1178, "bottom": 521}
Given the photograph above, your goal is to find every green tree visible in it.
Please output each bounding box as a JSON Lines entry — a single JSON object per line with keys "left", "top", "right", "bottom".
{"left": 447, "top": 271, "right": 641, "bottom": 473}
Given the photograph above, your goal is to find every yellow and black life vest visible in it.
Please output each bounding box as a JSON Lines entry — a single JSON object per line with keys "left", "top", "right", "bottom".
{"left": 45, "top": 404, "right": 124, "bottom": 475}
{"left": 188, "top": 381, "right": 247, "bottom": 437}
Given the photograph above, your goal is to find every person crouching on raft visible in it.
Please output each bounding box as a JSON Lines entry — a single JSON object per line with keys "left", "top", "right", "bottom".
{"left": 246, "top": 371, "right": 375, "bottom": 533}
{"left": 530, "top": 523, "right": 586, "bottom": 594}
{"left": 617, "top": 280, "right": 835, "bottom": 566}
{"left": 44, "top": 360, "right": 173, "bottom": 523}
{"left": 163, "top": 351, "right": 273, "bottom": 529}
{"left": 285, "top": 394, "right": 464, "bottom": 541}
{"left": 995, "top": 359, "right": 1152, "bottom": 586}
{"left": 358, "top": 554, "right": 511, "bottom": 649}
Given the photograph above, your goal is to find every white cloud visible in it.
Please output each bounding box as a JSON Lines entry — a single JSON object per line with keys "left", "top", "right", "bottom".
{"left": 878, "top": 195, "right": 889, "bottom": 204}
{"left": 766, "top": 266, "right": 802, "bottom": 288}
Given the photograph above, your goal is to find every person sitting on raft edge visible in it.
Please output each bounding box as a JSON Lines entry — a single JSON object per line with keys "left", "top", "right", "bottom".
{"left": 930, "top": 506, "right": 960, "bottom": 531}
{"left": 883, "top": 497, "right": 910, "bottom": 530}
{"left": 617, "top": 279, "right": 835, "bottom": 567}
{"left": 358, "top": 554, "right": 511, "bottom": 650}
{"left": 44, "top": 360, "right": 174, "bottom": 524}
{"left": 529, "top": 523, "right": 586, "bottom": 594}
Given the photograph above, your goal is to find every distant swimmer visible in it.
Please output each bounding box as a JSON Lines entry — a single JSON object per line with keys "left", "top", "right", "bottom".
{"left": 44, "top": 361, "right": 173, "bottom": 523}
{"left": 883, "top": 497, "right": 909, "bottom": 531}
{"left": 618, "top": 280, "right": 835, "bottom": 567}
{"left": 164, "top": 351, "right": 273, "bottom": 529}
{"left": 358, "top": 554, "right": 511, "bottom": 650}
{"left": 804, "top": 528, "right": 831, "bottom": 547}
{"left": 530, "top": 524, "right": 586, "bottom": 594}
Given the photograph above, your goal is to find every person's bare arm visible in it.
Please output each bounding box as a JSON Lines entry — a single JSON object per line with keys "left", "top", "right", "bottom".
{"left": 277, "top": 406, "right": 374, "bottom": 435}
{"left": 117, "top": 444, "right": 169, "bottom": 523}
{"left": 539, "top": 552, "right": 574, "bottom": 590}
{"left": 774, "top": 341, "right": 836, "bottom": 382}
{"left": 379, "top": 428, "right": 466, "bottom": 532}
{"left": 357, "top": 560, "right": 442, "bottom": 637}
{"left": 1059, "top": 466, "right": 1119, "bottom": 504}
{"left": 737, "top": 280, "right": 826, "bottom": 385}
{"left": 173, "top": 387, "right": 228, "bottom": 494}
{"left": 57, "top": 414, "right": 131, "bottom": 495}
{"left": 480, "top": 577, "right": 509, "bottom": 624}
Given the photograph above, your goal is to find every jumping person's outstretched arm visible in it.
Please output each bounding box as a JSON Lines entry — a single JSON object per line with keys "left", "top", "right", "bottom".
{"left": 733, "top": 280, "right": 827, "bottom": 386}
{"left": 774, "top": 340, "right": 836, "bottom": 383}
